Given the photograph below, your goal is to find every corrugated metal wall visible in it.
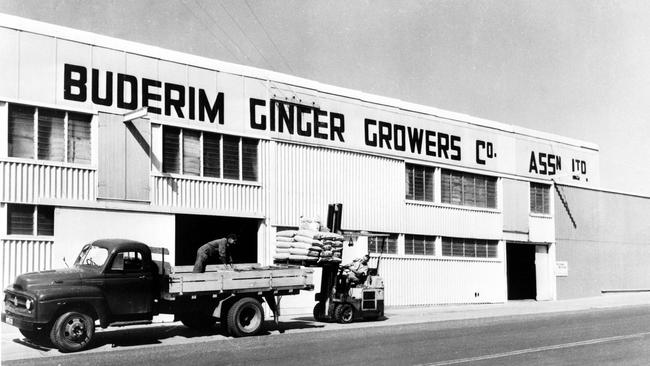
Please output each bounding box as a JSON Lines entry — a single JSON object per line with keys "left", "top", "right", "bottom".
{"left": 151, "top": 140, "right": 270, "bottom": 216}
{"left": 0, "top": 160, "right": 95, "bottom": 202}
{"left": 272, "top": 143, "right": 403, "bottom": 232}
{"left": 1, "top": 239, "right": 53, "bottom": 291}
{"left": 377, "top": 256, "right": 505, "bottom": 306}
{"left": 152, "top": 177, "right": 264, "bottom": 215}
{"left": 404, "top": 202, "right": 502, "bottom": 239}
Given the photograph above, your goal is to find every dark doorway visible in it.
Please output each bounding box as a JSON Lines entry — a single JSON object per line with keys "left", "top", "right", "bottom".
{"left": 506, "top": 243, "right": 537, "bottom": 300}
{"left": 175, "top": 214, "right": 260, "bottom": 265}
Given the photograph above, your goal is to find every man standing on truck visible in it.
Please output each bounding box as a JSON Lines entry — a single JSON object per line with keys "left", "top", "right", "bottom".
{"left": 193, "top": 234, "right": 237, "bottom": 273}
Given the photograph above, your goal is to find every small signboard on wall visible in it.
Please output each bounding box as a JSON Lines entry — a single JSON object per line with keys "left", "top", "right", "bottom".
{"left": 555, "top": 261, "right": 569, "bottom": 277}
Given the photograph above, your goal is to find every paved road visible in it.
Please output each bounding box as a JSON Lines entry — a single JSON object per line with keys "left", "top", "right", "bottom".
{"left": 5, "top": 305, "right": 650, "bottom": 365}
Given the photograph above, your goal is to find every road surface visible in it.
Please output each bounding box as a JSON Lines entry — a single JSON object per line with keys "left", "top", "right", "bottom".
{"left": 4, "top": 305, "right": 650, "bottom": 365}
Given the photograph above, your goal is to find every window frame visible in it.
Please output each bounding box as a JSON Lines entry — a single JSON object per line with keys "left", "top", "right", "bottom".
{"left": 441, "top": 237, "right": 498, "bottom": 259}
{"left": 161, "top": 125, "right": 259, "bottom": 183}
{"left": 441, "top": 169, "right": 498, "bottom": 209}
{"left": 404, "top": 234, "right": 436, "bottom": 256}
{"left": 530, "top": 182, "right": 551, "bottom": 215}
{"left": 368, "top": 233, "right": 398, "bottom": 255}
{"left": 405, "top": 163, "right": 435, "bottom": 202}
{"left": 6, "top": 204, "right": 55, "bottom": 237}
{"left": 7, "top": 103, "right": 92, "bottom": 166}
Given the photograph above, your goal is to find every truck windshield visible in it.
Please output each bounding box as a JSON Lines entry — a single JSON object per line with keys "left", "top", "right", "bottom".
{"left": 75, "top": 245, "right": 109, "bottom": 268}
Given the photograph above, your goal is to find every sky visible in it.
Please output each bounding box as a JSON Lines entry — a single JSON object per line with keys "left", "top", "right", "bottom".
{"left": 2, "top": 0, "right": 649, "bottom": 195}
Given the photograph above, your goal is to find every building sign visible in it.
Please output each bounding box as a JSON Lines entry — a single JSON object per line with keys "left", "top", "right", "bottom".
{"left": 555, "top": 261, "right": 569, "bottom": 277}
{"left": 0, "top": 28, "right": 600, "bottom": 186}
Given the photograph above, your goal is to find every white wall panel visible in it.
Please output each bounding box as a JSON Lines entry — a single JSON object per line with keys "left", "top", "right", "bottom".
{"left": 19, "top": 32, "right": 56, "bottom": 103}
{"left": 1, "top": 239, "right": 53, "bottom": 291}
{"left": 0, "top": 28, "right": 19, "bottom": 99}
{"left": 404, "top": 202, "right": 502, "bottom": 239}
{"left": 376, "top": 256, "right": 505, "bottom": 306}
{"left": 272, "top": 143, "right": 403, "bottom": 232}
{"left": 529, "top": 215, "right": 555, "bottom": 243}
{"left": 0, "top": 160, "right": 96, "bottom": 202}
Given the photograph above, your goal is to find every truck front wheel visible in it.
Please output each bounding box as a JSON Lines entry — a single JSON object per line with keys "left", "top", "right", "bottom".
{"left": 50, "top": 311, "right": 95, "bottom": 352}
{"left": 227, "top": 297, "right": 264, "bottom": 337}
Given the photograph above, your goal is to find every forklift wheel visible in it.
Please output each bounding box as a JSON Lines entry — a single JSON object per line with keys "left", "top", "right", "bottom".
{"left": 334, "top": 303, "right": 354, "bottom": 324}
{"left": 313, "top": 303, "right": 326, "bottom": 322}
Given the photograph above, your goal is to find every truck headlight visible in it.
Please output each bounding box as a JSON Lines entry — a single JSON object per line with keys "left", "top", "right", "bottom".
{"left": 25, "top": 299, "right": 33, "bottom": 310}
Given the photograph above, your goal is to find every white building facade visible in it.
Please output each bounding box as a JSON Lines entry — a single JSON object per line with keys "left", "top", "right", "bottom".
{"left": 0, "top": 15, "right": 600, "bottom": 309}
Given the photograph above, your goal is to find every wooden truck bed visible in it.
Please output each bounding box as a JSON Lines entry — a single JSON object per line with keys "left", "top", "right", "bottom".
{"left": 165, "top": 264, "right": 314, "bottom": 296}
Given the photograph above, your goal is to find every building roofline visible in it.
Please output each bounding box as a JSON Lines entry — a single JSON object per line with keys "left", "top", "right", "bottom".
{"left": 0, "top": 13, "right": 599, "bottom": 151}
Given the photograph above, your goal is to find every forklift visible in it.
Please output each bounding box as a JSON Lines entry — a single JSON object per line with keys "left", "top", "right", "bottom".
{"left": 312, "top": 204, "right": 386, "bottom": 323}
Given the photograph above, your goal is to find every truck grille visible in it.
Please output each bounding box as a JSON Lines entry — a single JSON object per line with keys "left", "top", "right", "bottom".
{"left": 4, "top": 292, "right": 32, "bottom": 313}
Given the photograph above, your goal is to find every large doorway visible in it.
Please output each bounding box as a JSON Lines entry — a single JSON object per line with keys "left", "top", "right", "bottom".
{"left": 175, "top": 214, "right": 260, "bottom": 265}
{"left": 506, "top": 243, "right": 537, "bottom": 300}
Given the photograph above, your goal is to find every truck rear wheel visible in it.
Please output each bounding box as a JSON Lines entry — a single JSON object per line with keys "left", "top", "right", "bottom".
{"left": 334, "top": 303, "right": 354, "bottom": 324}
{"left": 227, "top": 297, "right": 264, "bottom": 337}
{"left": 49, "top": 311, "right": 95, "bottom": 352}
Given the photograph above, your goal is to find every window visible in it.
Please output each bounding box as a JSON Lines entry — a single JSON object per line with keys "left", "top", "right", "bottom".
{"left": 404, "top": 234, "right": 435, "bottom": 255}
{"left": 111, "top": 251, "right": 143, "bottom": 272}
{"left": 530, "top": 183, "right": 551, "bottom": 214}
{"left": 442, "top": 237, "right": 498, "bottom": 258}
{"left": 162, "top": 126, "right": 259, "bottom": 181}
{"left": 405, "top": 164, "right": 435, "bottom": 202}
{"left": 7, "top": 204, "right": 54, "bottom": 236}
{"left": 8, "top": 104, "right": 91, "bottom": 164}
{"left": 368, "top": 234, "right": 398, "bottom": 254}
{"left": 441, "top": 169, "right": 497, "bottom": 208}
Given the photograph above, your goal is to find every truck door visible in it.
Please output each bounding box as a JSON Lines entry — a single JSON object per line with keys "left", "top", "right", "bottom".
{"left": 103, "top": 250, "right": 154, "bottom": 317}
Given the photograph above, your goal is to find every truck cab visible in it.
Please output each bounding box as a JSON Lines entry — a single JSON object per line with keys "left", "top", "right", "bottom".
{"left": 3, "top": 239, "right": 160, "bottom": 352}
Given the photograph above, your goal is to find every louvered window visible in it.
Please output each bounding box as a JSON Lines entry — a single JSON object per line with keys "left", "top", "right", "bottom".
{"left": 530, "top": 183, "right": 551, "bottom": 214}
{"left": 404, "top": 234, "right": 435, "bottom": 256}
{"left": 182, "top": 130, "right": 201, "bottom": 176}
{"left": 368, "top": 234, "right": 398, "bottom": 254}
{"left": 162, "top": 126, "right": 258, "bottom": 182}
{"left": 441, "top": 169, "right": 497, "bottom": 208}
{"left": 8, "top": 103, "right": 92, "bottom": 164}
{"left": 7, "top": 204, "right": 54, "bottom": 236}
{"left": 405, "top": 164, "right": 435, "bottom": 202}
{"left": 442, "top": 237, "right": 498, "bottom": 258}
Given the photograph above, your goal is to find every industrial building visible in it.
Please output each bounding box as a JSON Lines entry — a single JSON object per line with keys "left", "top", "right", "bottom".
{"left": 1, "top": 14, "right": 648, "bottom": 312}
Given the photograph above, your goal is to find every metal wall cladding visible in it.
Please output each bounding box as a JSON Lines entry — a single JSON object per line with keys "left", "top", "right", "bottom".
{"left": 152, "top": 177, "right": 264, "bottom": 215}
{"left": 1, "top": 160, "right": 96, "bottom": 202}
{"left": 1, "top": 239, "right": 53, "bottom": 291}
{"left": 377, "top": 256, "right": 505, "bottom": 306}
{"left": 272, "top": 143, "right": 404, "bottom": 232}
{"left": 151, "top": 141, "right": 269, "bottom": 215}
{"left": 404, "top": 202, "right": 502, "bottom": 239}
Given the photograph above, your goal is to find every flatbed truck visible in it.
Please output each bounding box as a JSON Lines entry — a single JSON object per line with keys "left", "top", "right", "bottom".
{"left": 2, "top": 238, "right": 314, "bottom": 352}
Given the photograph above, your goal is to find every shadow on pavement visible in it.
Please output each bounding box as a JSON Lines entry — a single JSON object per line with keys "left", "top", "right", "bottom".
{"left": 12, "top": 319, "right": 327, "bottom": 353}
{"left": 291, "top": 316, "right": 389, "bottom": 323}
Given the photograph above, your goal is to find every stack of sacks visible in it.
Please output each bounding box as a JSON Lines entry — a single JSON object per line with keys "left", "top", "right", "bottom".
{"left": 295, "top": 229, "right": 344, "bottom": 264}
{"left": 273, "top": 230, "right": 296, "bottom": 261}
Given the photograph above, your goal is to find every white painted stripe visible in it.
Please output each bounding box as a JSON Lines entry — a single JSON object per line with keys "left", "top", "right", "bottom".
{"left": 420, "top": 331, "right": 650, "bottom": 366}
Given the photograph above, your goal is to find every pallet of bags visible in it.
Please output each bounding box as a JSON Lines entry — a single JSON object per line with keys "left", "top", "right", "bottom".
{"left": 273, "top": 230, "right": 296, "bottom": 262}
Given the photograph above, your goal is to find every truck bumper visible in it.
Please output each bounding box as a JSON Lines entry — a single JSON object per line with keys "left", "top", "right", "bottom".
{"left": 2, "top": 311, "right": 48, "bottom": 331}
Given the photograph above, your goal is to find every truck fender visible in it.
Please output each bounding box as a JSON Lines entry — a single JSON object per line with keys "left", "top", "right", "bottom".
{"left": 213, "top": 294, "right": 235, "bottom": 318}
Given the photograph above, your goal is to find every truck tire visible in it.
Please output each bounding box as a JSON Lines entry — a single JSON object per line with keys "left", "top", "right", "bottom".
{"left": 180, "top": 314, "right": 217, "bottom": 331}
{"left": 227, "top": 297, "right": 264, "bottom": 337}
{"left": 313, "top": 302, "right": 326, "bottom": 322}
{"left": 334, "top": 303, "right": 354, "bottom": 324}
{"left": 49, "top": 311, "right": 95, "bottom": 352}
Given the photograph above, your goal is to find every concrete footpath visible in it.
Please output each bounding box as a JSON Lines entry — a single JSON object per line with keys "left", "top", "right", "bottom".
{"left": 2, "top": 292, "right": 650, "bottom": 362}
